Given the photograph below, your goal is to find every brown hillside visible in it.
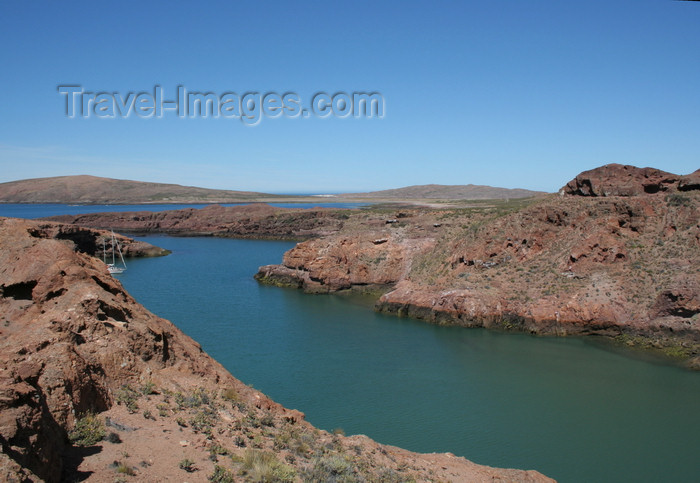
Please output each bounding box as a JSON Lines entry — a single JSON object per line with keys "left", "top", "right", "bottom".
{"left": 340, "top": 184, "right": 544, "bottom": 200}
{"left": 0, "top": 175, "right": 272, "bottom": 204}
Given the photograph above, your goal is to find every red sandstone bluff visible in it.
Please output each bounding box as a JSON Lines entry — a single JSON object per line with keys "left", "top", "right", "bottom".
{"left": 257, "top": 164, "right": 700, "bottom": 368}
{"left": 0, "top": 217, "right": 552, "bottom": 482}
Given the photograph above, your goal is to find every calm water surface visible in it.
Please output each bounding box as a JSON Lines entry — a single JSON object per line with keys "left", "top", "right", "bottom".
{"left": 115, "top": 235, "right": 699, "bottom": 483}
{"left": 0, "top": 201, "right": 368, "bottom": 219}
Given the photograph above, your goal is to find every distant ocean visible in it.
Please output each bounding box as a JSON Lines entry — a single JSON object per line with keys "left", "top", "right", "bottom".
{"left": 0, "top": 202, "right": 370, "bottom": 220}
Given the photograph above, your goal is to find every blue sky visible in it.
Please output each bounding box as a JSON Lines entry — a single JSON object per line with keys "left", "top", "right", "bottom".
{"left": 0, "top": 0, "right": 698, "bottom": 193}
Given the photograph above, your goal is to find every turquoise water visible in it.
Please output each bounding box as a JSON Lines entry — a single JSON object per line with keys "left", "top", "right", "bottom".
{"left": 115, "top": 235, "right": 700, "bottom": 483}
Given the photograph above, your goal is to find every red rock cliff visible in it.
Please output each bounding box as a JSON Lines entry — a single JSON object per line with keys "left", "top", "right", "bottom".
{"left": 257, "top": 167, "right": 700, "bottom": 368}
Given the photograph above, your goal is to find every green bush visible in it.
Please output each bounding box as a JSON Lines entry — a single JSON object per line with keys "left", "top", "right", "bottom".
{"left": 175, "top": 387, "right": 211, "bottom": 409}
{"left": 208, "top": 465, "right": 236, "bottom": 483}
{"left": 68, "top": 412, "right": 105, "bottom": 446}
{"left": 157, "top": 403, "right": 170, "bottom": 417}
{"left": 208, "top": 442, "right": 229, "bottom": 462}
{"left": 115, "top": 384, "right": 140, "bottom": 413}
{"left": 190, "top": 408, "right": 215, "bottom": 434}
{"left": 140, "top": 380, "right": 156, "bottom": 395}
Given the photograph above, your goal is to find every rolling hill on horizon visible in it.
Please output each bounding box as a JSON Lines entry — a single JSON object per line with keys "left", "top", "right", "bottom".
{"left": 0, "top": 175, "right": 546, "bottom": 204}
{"left": 0, "top": 175, "right": 277, "bottom": 204}
{"left": 339, "top": 183, "right": 546, "bottom": 200}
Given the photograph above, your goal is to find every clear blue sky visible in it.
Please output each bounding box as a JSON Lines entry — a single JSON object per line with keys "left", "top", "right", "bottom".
{"left": 0, "top": 0, "right": 698, "bottom": 193}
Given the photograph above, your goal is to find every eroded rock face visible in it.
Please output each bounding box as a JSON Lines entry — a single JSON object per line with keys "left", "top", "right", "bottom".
{"left": 0, "top": 217, "right": 554, "bottom": 482}
{"left": 257, "top": 233, "right": 435, "bottom": 293}
{"left": 679, "top": 169, "right": 700, "bottom": 192}
{"left": 651, "top": 279, "right": 700, "bottom": 319}
{"left": 561, "top": 164, "right": 697, "bottom": 196}
{"left": 44, "top": 203, "right": 348, "bottom": 240}
{"left": 22, "top": 221, "right": 170, "bottom": 258}
{"left": 0, "top": 218, "right": 287, "bottom": 481}
{"left": 257, "top": 187, "right": 700, "bottom": 367}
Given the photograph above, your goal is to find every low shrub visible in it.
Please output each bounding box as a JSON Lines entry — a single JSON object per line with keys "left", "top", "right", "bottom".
{"left": 179, "top": 459, "right": 196, "bottom": 472}
{"left": 304, "top": 453, "right": 357, "bottom": 482}
{"left": 69, "top": 412, "right": 105, "bottom": 446}
{"left": 240, "top": 449, "right": 296, "bottom": 482}
{"left": 115, "top": 384, "right": 140, "bottom": 413}
{"left": 208, "top": 465, "right": 236, "bottom": 482}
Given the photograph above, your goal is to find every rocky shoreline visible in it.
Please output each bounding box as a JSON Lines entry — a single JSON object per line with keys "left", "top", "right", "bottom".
{"left": 0, "top": 217, "right": 553, "bottom": 481}
{"left": 256, "top": 166, "right": 700, "bottom": 369}
{"left": 22, "top": 220, "right": 171, "bottom": 258}
{"left": 38, "top": 165, "right": 700, "bottom": 369}
{"left": 44, "top": 203, "right": 351, "bottom": 240}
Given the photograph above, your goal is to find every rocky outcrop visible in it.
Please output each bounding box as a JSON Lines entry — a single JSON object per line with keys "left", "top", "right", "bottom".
{"left": 23, "top": 220, "right": 170, "bottom": 258}
{"left": 257, "top": 233, "right": 435, "bottom": 293}
{"left": 679, "top": 169, "right": 700, "bottom": 192}
{"left": 45, "top": 203, "right": 349, "bottom": 240}
{"left": 257, "top": 183, "right": 700, "bottom": 368}
{"left": 0, "top": 217, "right": 245, "bottom": 480}
{"left": 562, "top": 164, "right": 698, "bottom": 196}
{"left": 0, "top": 217, "right": 553, "bottom": 482}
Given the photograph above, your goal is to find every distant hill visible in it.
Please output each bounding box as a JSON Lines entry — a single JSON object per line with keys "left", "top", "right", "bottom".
{"left": 0, "top": 175, "right": 275, "bottom": 204}
{"left": 0, "top": 175, "right": 546, "bottom": 205}
{"left": 339, "top": 184, "right": 545, "bottom": 200}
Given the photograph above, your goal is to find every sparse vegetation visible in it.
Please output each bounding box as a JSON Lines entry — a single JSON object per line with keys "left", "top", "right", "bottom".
{"left": 157, "top": 403, "right": 169, "bottom": 417}
{"left": 140, "top": 380, "right": 156, "bottom": 395}
{"left": 179, "top": 459, "right": 196, "bottom": 472}
{"left": 69, "top": 412, "right": 105, "bottom": 446}
{"left": 259, "top": 412, "right": 275, "bottom": 427}
{"left": 175, "top": 387, "right": 211, "bottom": 409}
{"left": 240, "top": 449, "right": 296, "bottom": 482}
{"left": 208, "top": 465, "right": 236, "bottom": 482}
{"left": 113, "top": 461, "right": 135, "bottom": 476}
{"left": 303, "top": 453, "right": 356, "bottom": 482}
{"left": 115, "top": 384, "right": 140, "bottom": 413}
{"left": 221, "top": 387, "right": 238, "bottom": 401}
{"left": 190, "top": 408, "right": 216, "bottom": 435}
{"left": 666, "top": 193, "right": 691, "bottom": 207}
{"left": 106, "top": 431, "right": 122, "bottom": 444}
{"left": 208, "top": 442, "right": 229, "bottom": 461}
